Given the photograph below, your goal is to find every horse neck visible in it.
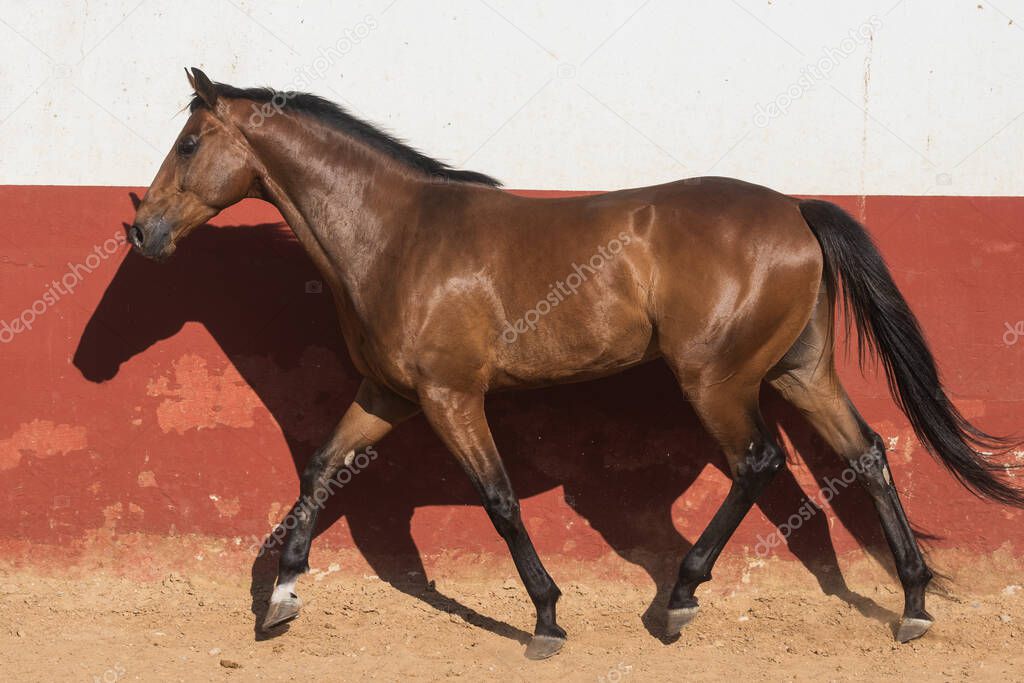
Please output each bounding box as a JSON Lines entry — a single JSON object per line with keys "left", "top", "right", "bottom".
{"left": 242, "top": 114, "right": 425, "bottom": 298}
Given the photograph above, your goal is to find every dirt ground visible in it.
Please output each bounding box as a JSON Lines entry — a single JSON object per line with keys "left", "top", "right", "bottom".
{"left": 2, "top": 554, "right": 1023, "bottom": 683}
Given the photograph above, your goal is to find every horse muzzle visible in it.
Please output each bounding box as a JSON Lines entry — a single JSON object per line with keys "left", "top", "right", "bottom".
{"left": 127, "top": 219, "right": 175, "bottom": 261}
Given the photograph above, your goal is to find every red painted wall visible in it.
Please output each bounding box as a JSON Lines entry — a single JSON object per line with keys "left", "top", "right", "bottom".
{"left": 1, "top": 186, "right": 1022, "bottom": 577}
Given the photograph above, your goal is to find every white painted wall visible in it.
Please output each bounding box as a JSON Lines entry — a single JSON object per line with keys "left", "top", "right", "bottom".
{"left": 1, "top": 0, "right": 1022, "bottom": 194}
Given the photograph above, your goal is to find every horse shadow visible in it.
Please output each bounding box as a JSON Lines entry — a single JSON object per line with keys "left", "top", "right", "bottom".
{"left": 73, "top": 211, "right": 905, "bottom": 644}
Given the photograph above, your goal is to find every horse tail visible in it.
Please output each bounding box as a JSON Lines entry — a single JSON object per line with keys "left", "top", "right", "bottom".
{"left": 798, "top": 198, "right": 1024, "bottom": 506}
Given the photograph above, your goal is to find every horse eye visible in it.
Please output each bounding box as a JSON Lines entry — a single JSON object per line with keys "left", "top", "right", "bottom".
{"left": 177, "top": 135, "right": 198, "bottom": 156}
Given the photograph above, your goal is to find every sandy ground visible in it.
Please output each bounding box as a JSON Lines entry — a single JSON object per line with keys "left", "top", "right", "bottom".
{"left": 2, "top": 555, "right": 1024, "bottom": 683}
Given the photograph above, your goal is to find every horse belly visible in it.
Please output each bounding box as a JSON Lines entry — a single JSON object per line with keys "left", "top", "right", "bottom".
{"left": 492, "top": 302, "right": 656, "bottom": 389}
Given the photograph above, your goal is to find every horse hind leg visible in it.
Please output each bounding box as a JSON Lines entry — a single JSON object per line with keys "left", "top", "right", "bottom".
{"left": 768, "top": 342, "right": 934, "bottom": 642}
{"left": 664, "top": 380, "right": 786, "bottom": 636}
{"left": 657, "top": 259, "right": 819, "bottom": 635}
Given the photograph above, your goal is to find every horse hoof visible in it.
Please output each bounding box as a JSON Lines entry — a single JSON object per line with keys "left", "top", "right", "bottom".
{"left": 524, "top": 634, "right": 565, "bottom": 660}
{"left": 665, "top": 605, "right": 700, "bottom": 636}
{"left": 895, "top": 617, "right": 933, "bottom": 643}
{"left": 262, "top": 595, "right": 302, "bottom": 631}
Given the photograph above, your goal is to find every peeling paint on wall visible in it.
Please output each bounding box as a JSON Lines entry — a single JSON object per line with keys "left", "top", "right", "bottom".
{"left": 146, "top": 354, "right": 265, "bottom": 434}
{"left": 209, "top": 494, "right": 241, "bottom": 518}
{"left": 0, "top": 419, "right": 88, "bottom": 471}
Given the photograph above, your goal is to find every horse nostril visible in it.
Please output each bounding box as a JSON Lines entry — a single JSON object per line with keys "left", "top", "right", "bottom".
{"left": 129, "top": 225, "right": 145, "bottom": 249}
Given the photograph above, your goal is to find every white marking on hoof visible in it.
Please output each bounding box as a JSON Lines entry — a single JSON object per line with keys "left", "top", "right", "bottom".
{"left": 343, "top": 449, "right": 356, "bottom": 467}
{"left": 896, "top": 617, "right": 933, "bottom": 643}
{"left": 263, "top": 579, "right": 303, "bottom": 631}
{"left": 665, "top": 605, "right": 700, "bottom": 636}
{"left": 271, "top": 579, "right": 297, "bottom": 604}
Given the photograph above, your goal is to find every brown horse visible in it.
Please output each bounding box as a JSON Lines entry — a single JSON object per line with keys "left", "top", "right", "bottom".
{"left": 129, "top": 68, "right": 1022, "bottom": 659}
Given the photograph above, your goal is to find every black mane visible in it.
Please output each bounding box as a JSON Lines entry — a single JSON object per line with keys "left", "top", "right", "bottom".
{"left": 191, "top": 84, "right": 501, "bottom": 187}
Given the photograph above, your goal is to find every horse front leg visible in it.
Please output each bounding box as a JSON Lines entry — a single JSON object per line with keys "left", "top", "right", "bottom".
{"left": 262, "top": 379, "right": 418, "bottom": 630}
{"left": 419, "top": 384, "right": 566, "bottom": 660}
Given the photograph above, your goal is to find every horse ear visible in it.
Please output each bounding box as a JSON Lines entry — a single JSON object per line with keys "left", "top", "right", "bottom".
{"left": 188, "top": 67, "right": 218, "bottom": 109}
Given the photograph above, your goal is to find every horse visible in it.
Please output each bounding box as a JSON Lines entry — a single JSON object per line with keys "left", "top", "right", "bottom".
{"left": 127, "top": 67, "right": 1023, "bottom": 659}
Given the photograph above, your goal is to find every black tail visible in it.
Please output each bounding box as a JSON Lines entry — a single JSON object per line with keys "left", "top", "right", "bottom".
{"left": 798, "top": 199, "right": 1023, "bottom": 506}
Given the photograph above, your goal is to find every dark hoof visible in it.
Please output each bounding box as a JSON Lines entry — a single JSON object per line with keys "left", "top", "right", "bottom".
{"left": 665, "top": 605, "right": 700, "bottom": 637}
{"left": 262, "top": 596, "right": 301, "bottom": 631}
{"left": 524, "top": 634, "right": 565, "bottom": 660}
{"left": 895, "top": 616, "right": 933, "bottom": 643}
